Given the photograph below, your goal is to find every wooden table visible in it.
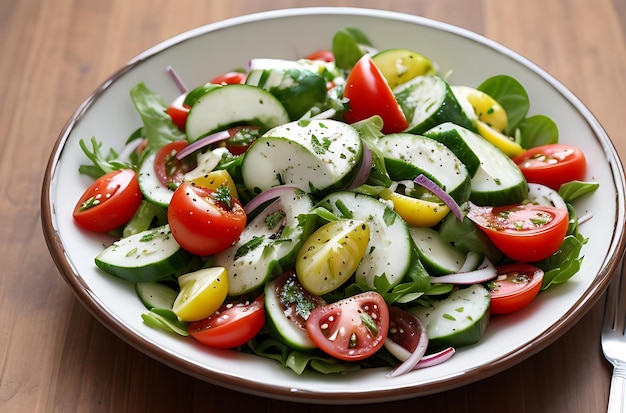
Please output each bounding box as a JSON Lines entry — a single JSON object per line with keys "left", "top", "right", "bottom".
{"left": 3, "top": 0, "right": 626, "bottom": 411}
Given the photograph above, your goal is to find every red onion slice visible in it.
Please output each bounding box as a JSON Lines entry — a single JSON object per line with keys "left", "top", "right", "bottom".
{"left": 348, "top": 144, "right": 373, "bottom": 189}
{"left": 166, "top": 65, "right": 188, "bottom": 94}
{"left": 175, "top": 130, "right": 231, "bottom": 160}
{"left": 412, "top": 347, "right": 456, "bottom": 369}
{"left": 413, "top": 174, "right": 464, "bottom": 221}
{"left": 243, "top": 184, "right": 304, "bottom": 215}
{"left": 430, "top": 256, "right": 497, "bottom": 285}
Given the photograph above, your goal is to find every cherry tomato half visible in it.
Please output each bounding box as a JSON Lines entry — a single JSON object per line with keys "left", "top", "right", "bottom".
{"left": 467, "top": 203, "right": 569, "bottom": 263}
{"left": 188, "top": 294, "right": 265, "bottom": 349}
{"left": 224, "top": 126, "right": 261, "bottom": 155}
{"left": 168, "top": 182, "right": 247, "bottom": 256}
{"left": 513, "top": 143, "right": 586, "bottom": 190}
{"left": 73, "top": 169, "right": 142, "bottom": 233}
{"left": 343, "top": 54, "right": 409, "bottom": 134}
{"left": 166, "top": 93, "right": 190, "bottom": 130}
{"left": 210, "top": 71, "right": 247, "bottom": 85}
{"left": 306, "top": 291, "right": 389, "bottom": 361}
{"left": 153, "top": 140, "right": 195, "bottom": 189}
{"left": 387, "top": 306, "right": 425, "bottom": 353}
{"left": 305, "top": 49, "right": 334, "bottom": 62}
{"left": 490, "top": 264, "right": 544, "bottom": 314}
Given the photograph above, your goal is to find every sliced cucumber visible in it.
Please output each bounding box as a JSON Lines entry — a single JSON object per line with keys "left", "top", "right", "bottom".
{"left": 376, "top": 133, "right": 471, "bottom": 204}
{"left": 185, "top": 84, "right": 290, "bottom": 142}
{"left": 264, "top": 271, "right": 319, "bottom": 351}
{"left": 135, "top": 282, "right": 178, "bottom": 310}
{"left": 409, "top": 226, "right": 466, "bottom": 276}
{"left": 394, "top": 75, "right": 475, "bottom": 134}
{"left": 95, "top": 224, "right": 192, "bottom": 283}
{"left": 409, "top": 283, "right": 490, "bottom": 351}
{"left": 246, "top": 67, "right": 327, "bottom": 120}
{"left": 319, "top": 191, "right": 413, "bottom": 290}
{"left": 137, "top": 150, "right": 174, "bottom": 207}
{"left": 213, "top": 188, "right": 316, "bottom": 296}
{"left": 424, "top": 122, "right": 528, "bottom": 206}
{"left": 241, "top": 119, "right": 363, "bottom": 196}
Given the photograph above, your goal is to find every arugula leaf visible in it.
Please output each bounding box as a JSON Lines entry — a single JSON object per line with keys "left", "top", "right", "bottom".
{"left": 78, "top": 136, "right": 132, "bottom": 178}
{"left": 129, "top": 82, "right": 186, "bottom": 152}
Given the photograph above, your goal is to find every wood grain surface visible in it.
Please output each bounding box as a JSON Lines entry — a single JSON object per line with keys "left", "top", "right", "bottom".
{"left": 2, "top": 0, "right": 626, "bottom": 411}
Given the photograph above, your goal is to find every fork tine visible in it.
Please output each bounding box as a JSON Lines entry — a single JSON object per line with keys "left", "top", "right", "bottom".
{"left": 602, "top": 255, "right": 626, "bottom": 413}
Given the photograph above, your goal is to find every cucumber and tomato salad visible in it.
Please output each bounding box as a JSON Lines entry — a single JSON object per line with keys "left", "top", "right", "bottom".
{"left": 72, "top": 27, "right": 596, "bottom": 375}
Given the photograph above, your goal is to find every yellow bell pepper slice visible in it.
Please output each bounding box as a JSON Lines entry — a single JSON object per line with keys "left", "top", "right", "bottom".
{"left": 379, "top": 188, "right": 449, "bottom": 227}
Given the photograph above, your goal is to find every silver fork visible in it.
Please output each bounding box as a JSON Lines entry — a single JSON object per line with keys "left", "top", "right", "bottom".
{"left": 602, "top": 256, "right": 626, "bottom": 412}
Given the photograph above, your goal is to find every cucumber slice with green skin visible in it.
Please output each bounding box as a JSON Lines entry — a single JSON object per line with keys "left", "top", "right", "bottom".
{"left": 213, "top": 188, "right": 316, "bottom": 296}
{"left": 319, "top": 191, "right": 413, "bottom": 290}
{"left": 376, "top": 133, "right": 472, "bottom": 204}
{"left": 137, "top": 150, "right": 173, "bottom": 208}
{"left": 241, "top": 119, "right": 363, "bottom": 196}
{"left": 246, "top": 67, "right": 328, "bottom": 120}
{"left": 95, "top": 224, "right": 192, "bottom": 283}
{"left": 409, "top": 283, "right": 490, "bottom": 351}
{"left": 264, "top": 271, "right": 322, "bottom": 351}
{"left": 425, "top": 122, "right": 528, "bottom": 206}
{"left": 185, "top": 84, "right": 290, "bottom": 142}
{"left": 394, "top": 75, "right": 476, "bottom": 135}
{"left": 135, "top": 282, "right": 178, "bottom": 310}
{"left": 409, "top": 226, "right": 466, "bottom": 276}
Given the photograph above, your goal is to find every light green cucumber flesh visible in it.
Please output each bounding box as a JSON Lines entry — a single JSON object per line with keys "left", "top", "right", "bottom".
{"left": 135, "top": 282, "right": 178, "bottom": 310}
{"left": 409, "top": 226, "right": 466, "bottom": 276}
{"left": 409, "top": 283, "right": 490, "bottom": 351}
{"left": 185, "top": 84, "right": 290, "bottom": 142}
{"left": 264, "top": 275, "right": 317, "bottom": 350}
{"left": 213, "top": 188, "right": 315, "bottom": 296}
{"left": 137, "top": 151, "right": 174, "bottom": 208}
{"left": 377, "top": 133, "right": 472, "bottom": 204}
{"left": 425, "top": 122, "right": 528, "bottom": 206}
{"left": 95, "top": 224, "right": 191, "bottom": 283}
{"left": 241, "top": 119, "right": 362, "bottom": 195}
{"left": 394, "top": 75, "right": 475, "bottom": 134}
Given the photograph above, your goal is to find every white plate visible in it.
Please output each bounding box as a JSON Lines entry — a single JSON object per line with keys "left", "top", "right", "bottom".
{"left": 41, "top": 7, "right": 626, "bottom": 404}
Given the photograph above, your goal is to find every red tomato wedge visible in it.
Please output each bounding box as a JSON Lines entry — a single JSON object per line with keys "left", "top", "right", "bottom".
{"left": 210, "top": 71, "right": 247, "bottom": 85}
{"left": 490, "top": 264, "right": 544, "bottom": 314}
{"left": 467, "top": 203, "right": 569, "bottom": 263}
{"left": 513, "top": 143, "right": 586, "bottom": 190}
{"left": 153, "top": 140, "right": 195, "bottom": 189}
{"left": 188, "top": 294, "right": 265, "bottom": 349}
{"left": 166, "top": 93, "right": 190, "bottom": 130}
{"left": 387, "top": 306, "right": 425, "bottom": 353}
{"left": 343, "top": 54, "right": 409, "bottom": 134}
{"left": 168, "top": 182, "right": 247, "bottom": 256}
{"left": 73, "top": 169, "right": 142, "bottom": 233}
{"left": 306, "top": 291, "right": 389, "bottom": 361}
{"left": 305, "top": 49, "right": 334, "bottom": 62}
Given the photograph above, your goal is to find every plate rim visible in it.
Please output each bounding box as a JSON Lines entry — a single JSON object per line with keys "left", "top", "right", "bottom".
{"left": 40, "top": 6, "right": 626, "bottom": 404}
